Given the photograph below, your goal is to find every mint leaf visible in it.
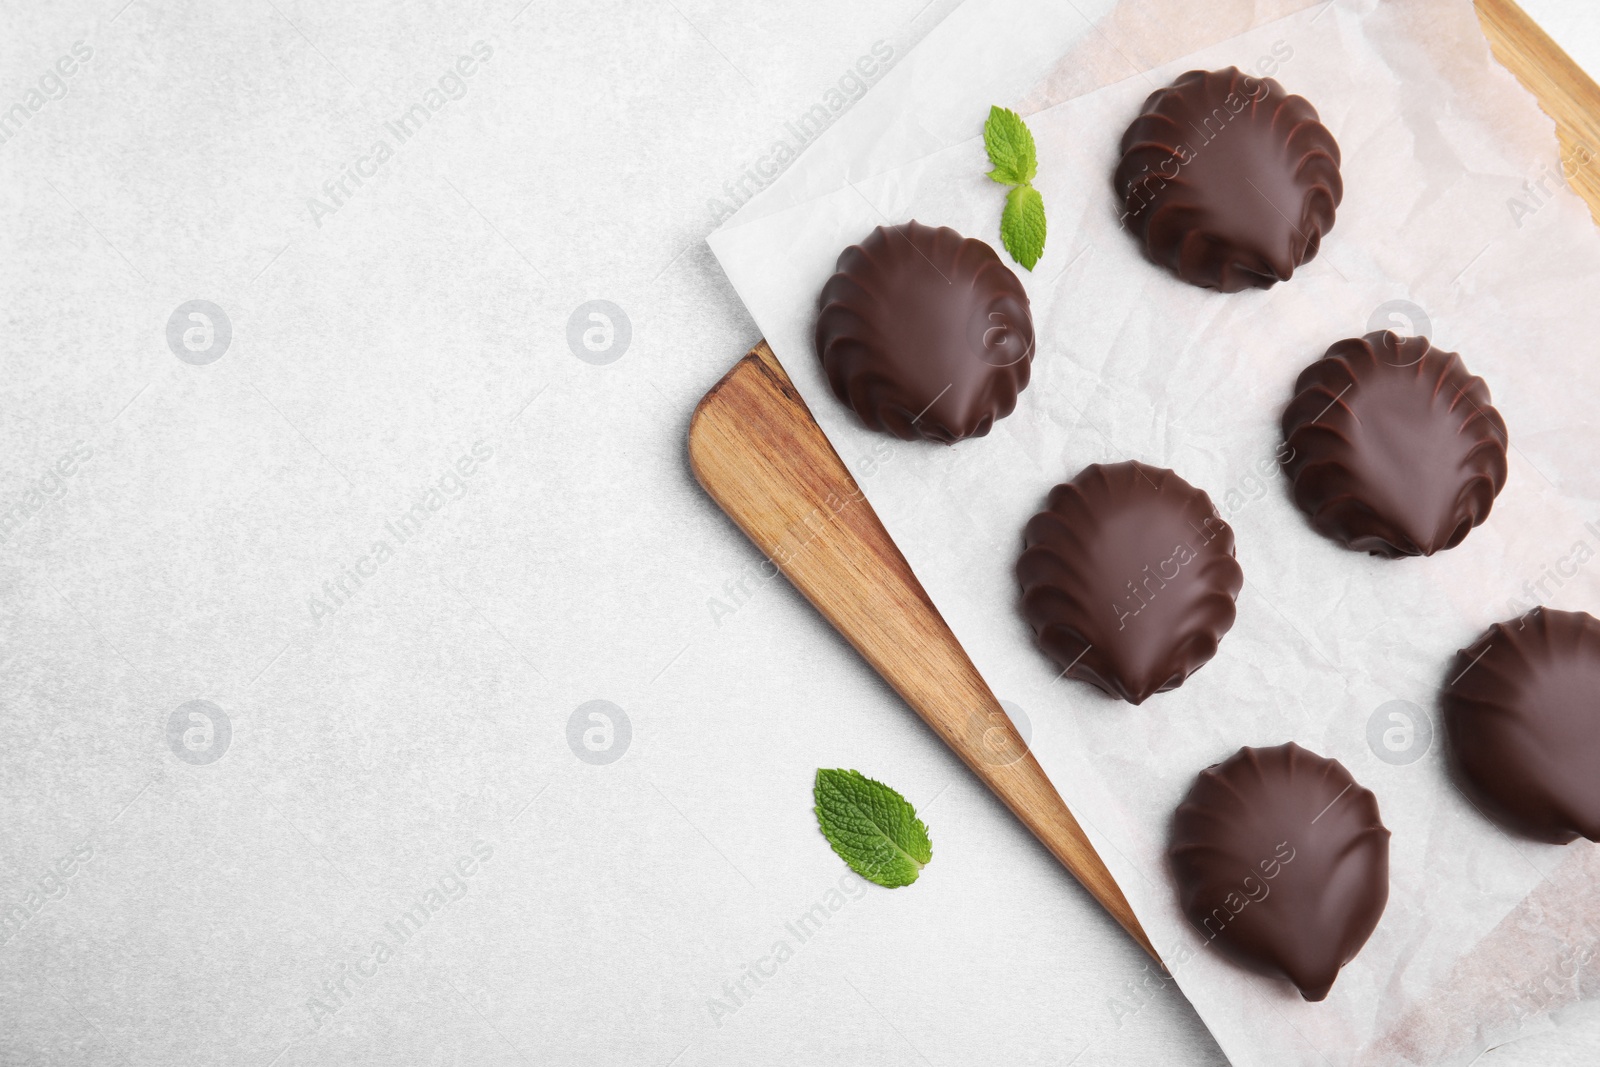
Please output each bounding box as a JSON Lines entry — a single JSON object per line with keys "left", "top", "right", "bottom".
{"left": 984, "top": 105, "right": 1036, "bottom": 186}
{"left": 814, "top": 769, "right": 932, "bottom": 888}
{"left": 983, "top": 105, "right": 1047, "bottom": 271}
{"left": 1001, "top": 183, "right": 1046, "bottom": 271}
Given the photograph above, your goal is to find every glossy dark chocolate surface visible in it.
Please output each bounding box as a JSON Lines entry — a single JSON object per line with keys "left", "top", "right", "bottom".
{"left": 815, "top": 220, "right": 1034, "bottom": 443}
{"left": 1170, "top": 743, "right": 1390, "bottom": 1002}
{"left": 1282, "top": 331, "right": 1508, "bottom": 558}
{"left": 1115, "top": 67, "right": 1342, "bottom": 291}
{"left": 1443, "top": 607, "right": 1600, "bottom": 844}
{"left": 1017, "top": 461, "right": 1241, "bottom": 704}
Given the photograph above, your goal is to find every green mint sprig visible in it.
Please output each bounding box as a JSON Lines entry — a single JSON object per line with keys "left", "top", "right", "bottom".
{"left": 814, "top": 768, "right": 933, "bottom": 888}
{"left": 984, "top": 105, "right": 1046, "bottom": 271}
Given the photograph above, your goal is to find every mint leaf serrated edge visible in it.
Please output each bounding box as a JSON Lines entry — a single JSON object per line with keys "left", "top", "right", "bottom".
{"left": 983, "top": 105, "right": 1036, "bottom": 186}
{"left": 813, "top": 768, "right": 932, "bottom": 888}
{"left": 1001, "top": 183, "right": 1047, "bottom": 271}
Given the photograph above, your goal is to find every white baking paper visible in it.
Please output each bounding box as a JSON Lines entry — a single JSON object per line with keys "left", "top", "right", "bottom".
{"left": 708, "top": 1, "right": 1600, "bottom": 1063}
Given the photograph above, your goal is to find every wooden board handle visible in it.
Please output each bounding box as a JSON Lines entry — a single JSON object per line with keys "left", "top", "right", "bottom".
{"left": 688, "top": 341, "right": 1156, "bottom": 959}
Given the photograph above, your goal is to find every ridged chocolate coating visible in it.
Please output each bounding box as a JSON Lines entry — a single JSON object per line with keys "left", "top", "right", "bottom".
{"left": 1170, "top": 743, "right": 1390, "bottom": 1002}
{"left": 815, "top": 220, "right": 1034, "bottom": 443}
{"left": 1442, "top": 608, "right": 1600, "bottom": 844}
{"left": 1017, "top": 461, "right": 1242, "bottom": 704}
{"left": 1114, "top": 67, "right": 1342, "bottom": 291}
{"left": 1282, "top": 331, "right": 1508, "bottom": 558}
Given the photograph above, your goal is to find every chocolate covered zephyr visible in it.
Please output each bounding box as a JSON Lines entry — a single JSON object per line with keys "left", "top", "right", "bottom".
{"left": 1017, "top": 461, "right": 1242, "bottom": 704}
{"left": 1282, "top": 331, "right": 1508, "bottom": 558}
{"left": 815, "top": 220, "right": 1034, "bottom": 443}
{"left": 1114, "top": 67, "right": 1342, "bottom": 291}
{"left": 1170, "top": 743, "right": 1390, "bottom": 1002}
{"left": 1442, "top": 608, "right": 1600, "bottom": 844}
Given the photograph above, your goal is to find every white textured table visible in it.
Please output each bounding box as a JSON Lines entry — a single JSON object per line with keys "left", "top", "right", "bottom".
{"left": 1, "top": 2, "right": 1596, "bottom": 1064}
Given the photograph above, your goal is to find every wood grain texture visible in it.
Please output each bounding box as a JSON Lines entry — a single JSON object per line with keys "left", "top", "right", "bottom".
{"left": 687, "top": 0, "right": 1600, "bottom": 965}
{"left": 1477, "top": 0, "right": 1600, "bottom": 221}
{"left": 688, "top": 341, "right": 1156, "bottom": 959}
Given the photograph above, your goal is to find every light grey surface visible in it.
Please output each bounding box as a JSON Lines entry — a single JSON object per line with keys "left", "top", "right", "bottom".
{"left": 0, "top": 2, "right": 1596, "bottom": 1065}
{"left": 1523, "top": 0, "right": 1600, "bottom": 76}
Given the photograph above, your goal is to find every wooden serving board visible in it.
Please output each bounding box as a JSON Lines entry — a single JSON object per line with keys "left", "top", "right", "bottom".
{"left": 1478, "top": 0, "right": 1600, "bottom": 223}
{"left": 687, "top": 0, "right": 1600, "bottom": 962}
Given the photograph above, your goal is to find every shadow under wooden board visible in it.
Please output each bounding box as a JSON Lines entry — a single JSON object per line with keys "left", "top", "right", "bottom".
{"left": 686, "top": 0, "right": 1600, "bottom": 965}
